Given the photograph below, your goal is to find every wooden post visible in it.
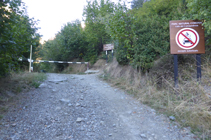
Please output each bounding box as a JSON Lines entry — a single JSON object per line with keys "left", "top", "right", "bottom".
{"left": 29, "top": 45, "right": 32, "bottom": 73}
{"left": 196, "top": 54, "right": 201, "bottom": 82}
{"left": 106, "top": 50, "right": 108, "bottom": 63}
{"left": 112, "top": 50, "right": 113, "bottom": 61}
{"left": 87, "top": 62, "right": 89, "bottom": 70}
{"left": 174, "top": 54, "right": 178, "bottom": 88}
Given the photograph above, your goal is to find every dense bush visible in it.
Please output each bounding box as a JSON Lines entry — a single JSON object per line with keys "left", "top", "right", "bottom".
{"left": 39, "top": 0, "right": 114, "bottom": 70}
{"left": 0, "top": 0, "right": 41, "bottom": 77}
{"left": 38, "top": 0, "right": 211, "bottom": 73}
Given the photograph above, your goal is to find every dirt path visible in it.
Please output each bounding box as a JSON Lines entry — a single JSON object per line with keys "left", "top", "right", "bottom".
{"left": 0, "top": 73, "right": 196, "bottom": 140}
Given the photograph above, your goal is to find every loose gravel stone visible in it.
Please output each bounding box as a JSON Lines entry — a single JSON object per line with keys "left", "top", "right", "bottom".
{"left": 76, "top": 118, "right": 84, "bottom": 123}
{"left": 0, "top": 73, "right": 196, "bottom": 140}
{"left": 59, "top": 99, "right": 70, "bottom": 103}
{"left": 11, "top": 123, "right": 17, "bottom": 127}
{"left": 169, "top": 116, "right": 176, "bottom": 121}
{"left": 140, "top": 134, "right": 147, "bottom": 138}
{"left": 68, "top": 103, "right": 72, "bottom": 107}
{"left": 75, "top": 103, "right": 80, "bottom": 107}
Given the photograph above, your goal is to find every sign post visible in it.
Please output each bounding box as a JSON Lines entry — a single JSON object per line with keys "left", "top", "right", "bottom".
{"left": 29, "top": 45, "right": 32, "bottom": 73}
{"left": 196, "top": 54, "right": 201, "bottom": 81}
{"left": 103, "top": 44, "right": 114, "bottom": 63}
{"left": 106, "top": 50, "right": 108, "bottom": 63}
{"left": 174, "top": 55, "right": 178, "bottom": 88}
{"left": 170, "top": 20, "right": 205, "bottom": 86}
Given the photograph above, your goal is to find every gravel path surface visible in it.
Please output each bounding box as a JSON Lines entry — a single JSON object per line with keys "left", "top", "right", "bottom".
{"left": 0, "top": 73, "right": 196, "bottom": 140}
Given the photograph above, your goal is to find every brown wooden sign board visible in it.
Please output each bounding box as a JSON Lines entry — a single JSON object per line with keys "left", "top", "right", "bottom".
{"left": 103, "top": 44, "right": 114, "bottom": 51}
{"left": 169, "top": 20, "right": 205, "bottom": 54}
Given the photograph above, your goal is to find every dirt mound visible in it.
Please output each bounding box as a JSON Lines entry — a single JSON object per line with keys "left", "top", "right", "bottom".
{"left": 92, "top": 59, "right": 107, "bottom": 70}
{"left": 105, "top": 58, "right": 143, "bottom": 88}
{"left": 100, "top": 56, "right": 211, "bottom": 138}
{"left": 63, "top": 63, "right": 87, "bottom": 74}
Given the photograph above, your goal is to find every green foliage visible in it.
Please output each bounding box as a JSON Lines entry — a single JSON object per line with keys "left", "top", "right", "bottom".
{"left": 115, "top": 44, "right": 129, "bottom": 65}
{"left": 186, "top": 0, "right": 211, "bottom": 44}
{"left": 31, "top": 81, "right": 40, "bottom": 88}
{"left": 0, "top": 0, "right": 41, "bottom": 77}
{"left": 107, "top": 0, "right": 190, "bottom": 71}
{"left": 131, "top": 15, "right": 170, "bottom": 71}
{"left": 131, "top": 0, "right": 144, "bottom": 9}
{"left": 135, "top": 0, "right": 184, "bottom": 17}
{"left": 39, "top": 20, "right": 86, "bottom": 71}
{"left": 186, "top": 0, "right": 211, "bottom": 33}
{"left": 101, "top": 50, "right": 114, "bottom": 63}
{"left": 106, "top": 3, "right": 135, "bottom": 65}
{"left": 83, "top": 0, "right": 114, "bottom": 60}
{"left": 39, "top": 0, "right": 115, "bottom": 70}
{"left": 37, "top": 0, "right": 211, "bottom": 73}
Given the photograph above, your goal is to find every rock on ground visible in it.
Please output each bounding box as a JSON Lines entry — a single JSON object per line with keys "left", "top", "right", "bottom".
{"left": 0, "top": 73, "right": 197, "bottom": 140}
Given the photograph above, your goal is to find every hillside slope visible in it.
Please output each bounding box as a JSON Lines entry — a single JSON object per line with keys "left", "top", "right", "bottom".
{"left": 95, "top": 57, "right": 211, "bottom": 139}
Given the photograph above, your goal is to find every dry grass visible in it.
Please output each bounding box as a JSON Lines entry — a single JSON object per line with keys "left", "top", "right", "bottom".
{"left": 0, "top": 71, "right": 47, "bottom": 96}
{"left": 62, "top": 63, "right": 87, "bottom": 74}
{"left": 100, "top": 56, "right": 211, "bottom": 139}
{"left": 0, "top": 71, "right": 47, "bottom": 119}
{"left": 92, "top": 59, "right": 107, "bottom": 70}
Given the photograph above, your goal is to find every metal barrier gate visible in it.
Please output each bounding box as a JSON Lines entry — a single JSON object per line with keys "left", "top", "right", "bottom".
{"left": 19, "top": 58, "right": 89, "bottom": 72}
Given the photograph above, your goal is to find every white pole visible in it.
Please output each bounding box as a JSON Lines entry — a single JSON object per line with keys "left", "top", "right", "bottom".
{"left": 29, "top": 45, "right": 32, "bottom": 73}
{"left": 106, "top": 51, "right": 108, "bottom": 63}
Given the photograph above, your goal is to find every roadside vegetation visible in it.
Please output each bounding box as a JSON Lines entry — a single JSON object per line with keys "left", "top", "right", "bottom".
{"left": 0, "top": 0, "right": 41, "bottom": 77}
{"left": 0, "top": 72, "right": 47, "bottom": 119}
{"left": 38, "top": 0, "right": 211, "bottom": 73}
{"left": 99, "top": 55, "right": 211, "bottom": 139}
{"left": 0, "top": 0, "right": 46, "bottom": 119}
{"left": 1, "top": 0, "right": 211, "bottom": 138}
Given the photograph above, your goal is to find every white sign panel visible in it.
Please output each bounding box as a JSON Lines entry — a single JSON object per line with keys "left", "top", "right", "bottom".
{"left": 103, "top": 44, "right": 114, "bottom": 51}
{"left": 175, "top": 28, "right": 199, "bottom": 50}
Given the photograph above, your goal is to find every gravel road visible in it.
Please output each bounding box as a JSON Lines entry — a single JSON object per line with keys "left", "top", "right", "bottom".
{"left": 0, "top": 73, "right": 196, "bottom": 140}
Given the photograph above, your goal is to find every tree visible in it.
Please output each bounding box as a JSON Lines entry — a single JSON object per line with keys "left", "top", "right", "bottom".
{"left": 131, "top": 0, "right": 144, "bottom": 9}
{"left": 108, "top": 0, "right": 186, "bottom": 71}
{"left": 186, "top": 0, "right": 211, "bottom": 44}
{"left": 107, "top": 3, "right": 135, "bottom": 64}
{"left": 0, "top": 0, "right": 41, "bottom": 76}
{"left": 83, "top": 0, "right": 114, "bottom": 63}
{"left": 39, "top": 20, "right": 88, "bottom": 72}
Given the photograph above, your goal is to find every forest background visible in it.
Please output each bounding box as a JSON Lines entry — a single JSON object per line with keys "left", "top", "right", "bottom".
{"left": 0, "top": 0, "right": 211, "bottom": 74}
{"left": 1, "top": 0, "right": 211, "bottom": 138}
{"left": 37, "top": 0, "right": 211, "bottom": 73}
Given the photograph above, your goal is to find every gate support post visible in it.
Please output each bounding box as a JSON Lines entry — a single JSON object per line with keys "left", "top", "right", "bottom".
{"left": 87, "top": 62, "right": 89, "bottom": 70}
{"left": 29, "top": 45, "right": 32, "bottom": 72}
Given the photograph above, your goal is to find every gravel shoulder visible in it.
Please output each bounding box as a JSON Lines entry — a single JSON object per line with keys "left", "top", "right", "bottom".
{"left": 0, "top": 73, "right": 196, "bottom": 140}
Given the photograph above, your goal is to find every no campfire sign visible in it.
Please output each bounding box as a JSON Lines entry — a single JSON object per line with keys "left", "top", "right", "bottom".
{"left": 170, "top": 20, "right": 205, "bottom": 54}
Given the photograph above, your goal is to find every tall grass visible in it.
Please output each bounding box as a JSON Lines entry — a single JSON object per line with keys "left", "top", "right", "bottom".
{"left": 9, "top": 72, "right": 47, "bottom": 90}
{"left": 101, "top": 56, "right": 211, "bottom": 139}
{"left": 0, "top": 71, "right": 47, "bottom": 97}
{"left": 0, "top": 71, "right": 47, "bottom": 119}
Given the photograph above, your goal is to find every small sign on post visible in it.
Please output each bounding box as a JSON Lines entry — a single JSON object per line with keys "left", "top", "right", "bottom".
{"left": 103, "top": 44, "right": 114, "bottom": 51}
{"left": 169, "top": 20, "right": 205, "bottom": 87}
{"left": 103, "top": 44, "right": 114, "bottom": 63}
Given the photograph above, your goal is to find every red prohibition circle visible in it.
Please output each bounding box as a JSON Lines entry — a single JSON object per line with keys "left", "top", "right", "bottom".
{"left": 176, "top": 29, "right": 198, "bottom": 48}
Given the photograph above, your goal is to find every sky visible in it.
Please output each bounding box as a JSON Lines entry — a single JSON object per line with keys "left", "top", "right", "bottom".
{"left": 22, "top": 0, "right": 132, "bottom": 43}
